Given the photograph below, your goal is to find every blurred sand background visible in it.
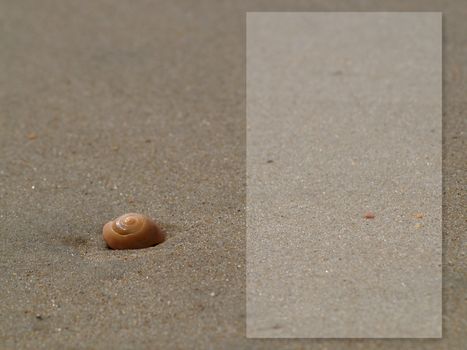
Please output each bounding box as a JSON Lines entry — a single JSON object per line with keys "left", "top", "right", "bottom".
{"left": 0, "top": 1, "right": 465, "bottom": 349}
{"left": 247, "top": 13, "right": 442, "bottom": 338}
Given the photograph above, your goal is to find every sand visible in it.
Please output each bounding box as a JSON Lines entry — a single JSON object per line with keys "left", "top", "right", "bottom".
{"left": 247, "top": 12, "right": 442, "bottom": 338}
{"left": 0, "top": 0, "right": 465, "bottom": 349}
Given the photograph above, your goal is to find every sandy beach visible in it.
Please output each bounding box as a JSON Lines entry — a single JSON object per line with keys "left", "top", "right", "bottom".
{"left": 0, "top": 1, "right": 465, "bottom": 349}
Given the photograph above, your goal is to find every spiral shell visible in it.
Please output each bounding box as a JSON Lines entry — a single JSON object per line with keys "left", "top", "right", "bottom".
{"left": 103, "top": 213, "right": 165, "bottom": 249}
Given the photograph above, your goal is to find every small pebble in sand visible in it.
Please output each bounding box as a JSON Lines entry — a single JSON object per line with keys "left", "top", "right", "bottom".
{"left": 266, "top": 160, "right": 274, "bottom": 164}
{"left": 363, "top": 211, "right": 375, "bottom": 219}
{"left": 103, "top": 213, "right": 165, "bottom": 249}
{"left": 27, "top": 132, "right": 37, "bottom": 140}
{"left": 415, "top": 223, "right": 423, "bottom": 229}
{"left": 111, "top": 145, "right": 119, "bottom": 151}
{"left": 414, "top": 213, "right": 424, "bottom": 219}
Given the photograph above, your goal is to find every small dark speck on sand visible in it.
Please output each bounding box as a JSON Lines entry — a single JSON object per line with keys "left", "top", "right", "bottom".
{"left": 266, "top": 160, "right": 274, "bottom": 163}
{"left": 364, "top": 211, "right": 375, "bottom": 219}
{"left": 36, "top": 315, "right": 43, "bottom": 320}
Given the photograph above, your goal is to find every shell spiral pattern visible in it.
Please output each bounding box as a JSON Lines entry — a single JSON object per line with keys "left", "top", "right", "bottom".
{"left": 103, "top": 213, "right": 165, "bottom": 249}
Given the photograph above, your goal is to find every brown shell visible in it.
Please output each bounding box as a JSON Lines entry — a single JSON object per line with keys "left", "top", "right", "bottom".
{"left": 103, "top": 213, "right": 165, "bottom": 249}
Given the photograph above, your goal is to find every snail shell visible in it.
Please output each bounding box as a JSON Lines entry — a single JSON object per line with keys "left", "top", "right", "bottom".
{"left": 103, "top": 213, "right": 165, "bottom": 249}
